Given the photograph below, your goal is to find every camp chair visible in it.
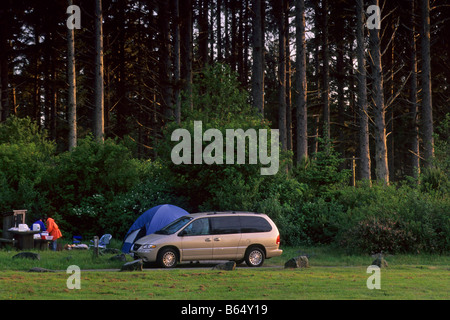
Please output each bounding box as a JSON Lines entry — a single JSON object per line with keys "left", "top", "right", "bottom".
{"left": 90, "top": 234, "right": 112, "bottom": 249}
{"left": 72, "top": 235, "right": 82, "bottom": 244}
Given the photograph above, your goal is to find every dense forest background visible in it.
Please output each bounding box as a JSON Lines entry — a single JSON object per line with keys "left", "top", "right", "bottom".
{"left": 0, "top": 0, "right": 448, "bottom": 254}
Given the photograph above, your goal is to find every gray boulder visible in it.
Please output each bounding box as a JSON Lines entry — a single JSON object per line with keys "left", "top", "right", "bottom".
{"left": 371, "top": 257, "right": 388, "bottom": 268}
{"left": 212, "top": 261, "right": 236, "bottom": 271}
{"left": 284, "top": 255, "right": 309, "bottom": 269}
{"left": 120, "top": 259, "right": 143, "bottom": 272}
{"left": 12, "top": 252, "right": 40, "bottom": 260}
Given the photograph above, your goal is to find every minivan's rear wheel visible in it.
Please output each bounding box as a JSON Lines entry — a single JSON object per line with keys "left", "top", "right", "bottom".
{"left": 157, "top": 247, "right": 178, "bottom": 268}
{"left": 245, "top": 246, "right": 265, "bottom": 267}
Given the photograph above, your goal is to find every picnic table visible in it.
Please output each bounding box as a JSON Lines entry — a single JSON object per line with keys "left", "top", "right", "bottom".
{"left": 9, "top": 230, "right": 41, "bottom": 250}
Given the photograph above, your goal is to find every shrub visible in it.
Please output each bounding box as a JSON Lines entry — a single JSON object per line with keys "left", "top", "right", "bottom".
{"left": 44, "top": 135, "right": 142, "bottom": 235}
{"left": 335, "top": 184, "right": 450, "bottom": 254}
{"left": 293, "top": 138, "right": 351, "bottom": 199}
{"left": 342, "top": 216, "right": 415, "bottom": 254}
{"left": 301, "top": 199, "right": 347, "bottom": 245}
{"left": 98, "top": 162, "right": 189, "bottom": 238}
{"left": 0, "top": 117, "right": 55, "bottom": 218}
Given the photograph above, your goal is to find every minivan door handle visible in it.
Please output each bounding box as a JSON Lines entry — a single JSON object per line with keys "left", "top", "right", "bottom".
{"left": 205, "top": 238, "right": 212, "bottom": 242}
{"left": 214, "top": 237, "right": 221, "bottom": 241}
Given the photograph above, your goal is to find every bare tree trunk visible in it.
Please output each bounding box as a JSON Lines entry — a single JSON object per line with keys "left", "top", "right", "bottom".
{"left": 173, "top": 0, "right": 181, "bottom": 124}
{"left": 276, "top": 0, "right": 287, "bottom": 151}
{"left": 67, "top": 0, "right": 77, "bottom": 150}
{"left": 369, "top": 0, "right": 389, "bottom": 184}
{"left": 94, "top": 0, "right": 105, "bottom": 142}
{"left": 158, "top": 0, "right": 173, "bottom": 120}
{"left": 295, "top": 0, "right": 308, "bottom": 162}
{"left": 285, "top": 0, "right": 292, "bottom": 152}
{"left": 198, "top": 0, "right": 209, "bottom": 67}
{"left": 356, "top": 0, "right": 371, "bottom": 182}
{"left": 217, "top": 0, "right": 222, "bottom": 62}
{"left": 0, "top": 26, "right": 9, "bottom": 122}
{"left": 251, "top": 0, "right": 264, "bottom": 116}
{"left": 321, "top": 0, "right": 330, "bottom": 141}
{"left": 409, "top": 0, "right": 420, "bottom": 178}
{"left": 181, "top": 0, "right": 193, "bottom": 111}
{"left": 420, "top": 0, "right": 434, "bottom": 167}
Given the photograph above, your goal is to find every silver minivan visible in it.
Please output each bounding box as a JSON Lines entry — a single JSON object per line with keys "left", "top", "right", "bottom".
{"left": 131, "top": 212, "right": 282, "bottom": 268}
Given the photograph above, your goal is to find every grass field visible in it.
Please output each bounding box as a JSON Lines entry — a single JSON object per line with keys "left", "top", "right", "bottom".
{"left": 0, "top": 245, "right": 448, "bottom": 300}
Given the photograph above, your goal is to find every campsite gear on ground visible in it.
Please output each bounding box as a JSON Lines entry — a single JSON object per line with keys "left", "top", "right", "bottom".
{"left": 73, "top": 235, "right": 82, "bottom": 244}
{"left": 90, "top": 234, "right": 112, "bottom": 249}
{"left": 121, "top": 204, "right": 189, "bottom": 253}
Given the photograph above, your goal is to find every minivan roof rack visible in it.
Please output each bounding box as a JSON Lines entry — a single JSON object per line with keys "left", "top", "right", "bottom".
{"left": 204, "top": 211, "right": 262, "bottom": 215}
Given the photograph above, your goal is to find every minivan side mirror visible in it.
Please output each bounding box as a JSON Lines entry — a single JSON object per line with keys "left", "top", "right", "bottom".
{"left": 178, "top": 230, "right": 186, "bottom": 237}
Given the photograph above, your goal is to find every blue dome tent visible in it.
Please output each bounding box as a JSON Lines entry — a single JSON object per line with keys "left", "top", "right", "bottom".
{"left": 121, "top": 204, "right": 189, "bottom": 253}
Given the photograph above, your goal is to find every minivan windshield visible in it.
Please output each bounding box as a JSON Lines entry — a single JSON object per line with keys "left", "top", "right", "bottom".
{"left": 155, "top": 216, "right": 192, "bottom": 235}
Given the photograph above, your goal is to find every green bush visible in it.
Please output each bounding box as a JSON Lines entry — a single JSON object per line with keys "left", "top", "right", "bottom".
{"left": 98, "top": 162, "right": 189, "bottom": 238}
{"left": 335, "top": 184, "right": 449, "bottom": 254}
{"left": 342, "top": 216, "right": 415, "bottom": 254}
{"left": 293, "top": 138, "right": 351, "bottom": 199}
{"left": 43, "top": 135, "right": 143, "bottom": 235}
{"left": 0, "top": 117, "right": 55, "bottom": 218}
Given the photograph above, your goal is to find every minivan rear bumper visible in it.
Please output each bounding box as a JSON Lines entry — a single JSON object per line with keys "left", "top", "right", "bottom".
{"left": 266, "top": 247, "right": 283, "bottom": 258}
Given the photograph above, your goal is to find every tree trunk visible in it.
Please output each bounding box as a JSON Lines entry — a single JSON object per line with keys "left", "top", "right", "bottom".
{"left": 356, "top": 0, "right": 371, "bottom": 182}
{"left": 276, "top": 0, "right": 287, "bottom": 151}
{"left": 0, "top": 15, "right": 9, "bottom": 122}
{"left": 285, "top": 0, "right": 292, "bottom": 152}
{"left": 158, "top": 0, "right": 173, "bottom": 120}
{"left": 409, "top": 0, "right": 420, "bottom": 178}
{"left": 68, "top": 0, "right": 77, "bottom": 150}
{"left": 251, "top": 0, "right": 264, "bottom": 116}
{"left": 198, "top": 0, "right": 209, "bottom": 67}
{"left": 217, "top": 0, "right": 222, "bottom": 62}
{"left": 180, "top": 0, "right": 193, "bottom": 111}
{"left": 321, "top": 0, "right": 330, "bottom": 141}
{"left": 173, "top": 0, "right": 181, "bottom": 124}
{"left": 369, "top": 0, "right": 389, "bottom": 184}
{"left": 116, "top": 0, "right": 127, "bottom": 138}
{"left": 295, "top": 0, "right": 308, "bottom": 162}
{"left": 420, "top": 0, "right": 434, "bottom": 167}
{"left": 94, "top": 0, "right": 105, "bottom": 142}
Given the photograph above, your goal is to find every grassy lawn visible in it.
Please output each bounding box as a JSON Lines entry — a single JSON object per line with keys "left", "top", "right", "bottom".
{"left": 0, "top": 245, "right": 448, "bottom": 300}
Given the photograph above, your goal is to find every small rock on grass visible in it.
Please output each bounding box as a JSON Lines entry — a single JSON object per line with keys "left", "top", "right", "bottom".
{"left": 284, "top": 256, "right": 309, "bottom": 269}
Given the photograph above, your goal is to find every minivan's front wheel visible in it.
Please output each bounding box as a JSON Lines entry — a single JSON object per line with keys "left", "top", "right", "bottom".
{"left": 245, "top": 246, "right": 265, "bottom": 267}
{"left": 157, "top": 247, "right": 178, "bottom": 268}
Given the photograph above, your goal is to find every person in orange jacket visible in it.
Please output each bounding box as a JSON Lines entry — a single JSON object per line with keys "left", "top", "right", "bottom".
{"left": 45, "top": 216, "right": 62, "bottom": 251}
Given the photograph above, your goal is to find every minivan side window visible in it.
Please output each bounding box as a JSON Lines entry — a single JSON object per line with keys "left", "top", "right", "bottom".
{"left": 183, "top": 218, "right": 210, "bottom": 236}
{"left": 210, "top": 216, "right": 240, "bottom": 234}
{"left": 240, "top": 216, "right": 272, "bottom": 233}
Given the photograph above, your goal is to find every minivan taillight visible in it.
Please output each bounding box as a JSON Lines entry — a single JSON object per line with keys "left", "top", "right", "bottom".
{"left": 276, "top": 234, "right": 280, "bottom": 245}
